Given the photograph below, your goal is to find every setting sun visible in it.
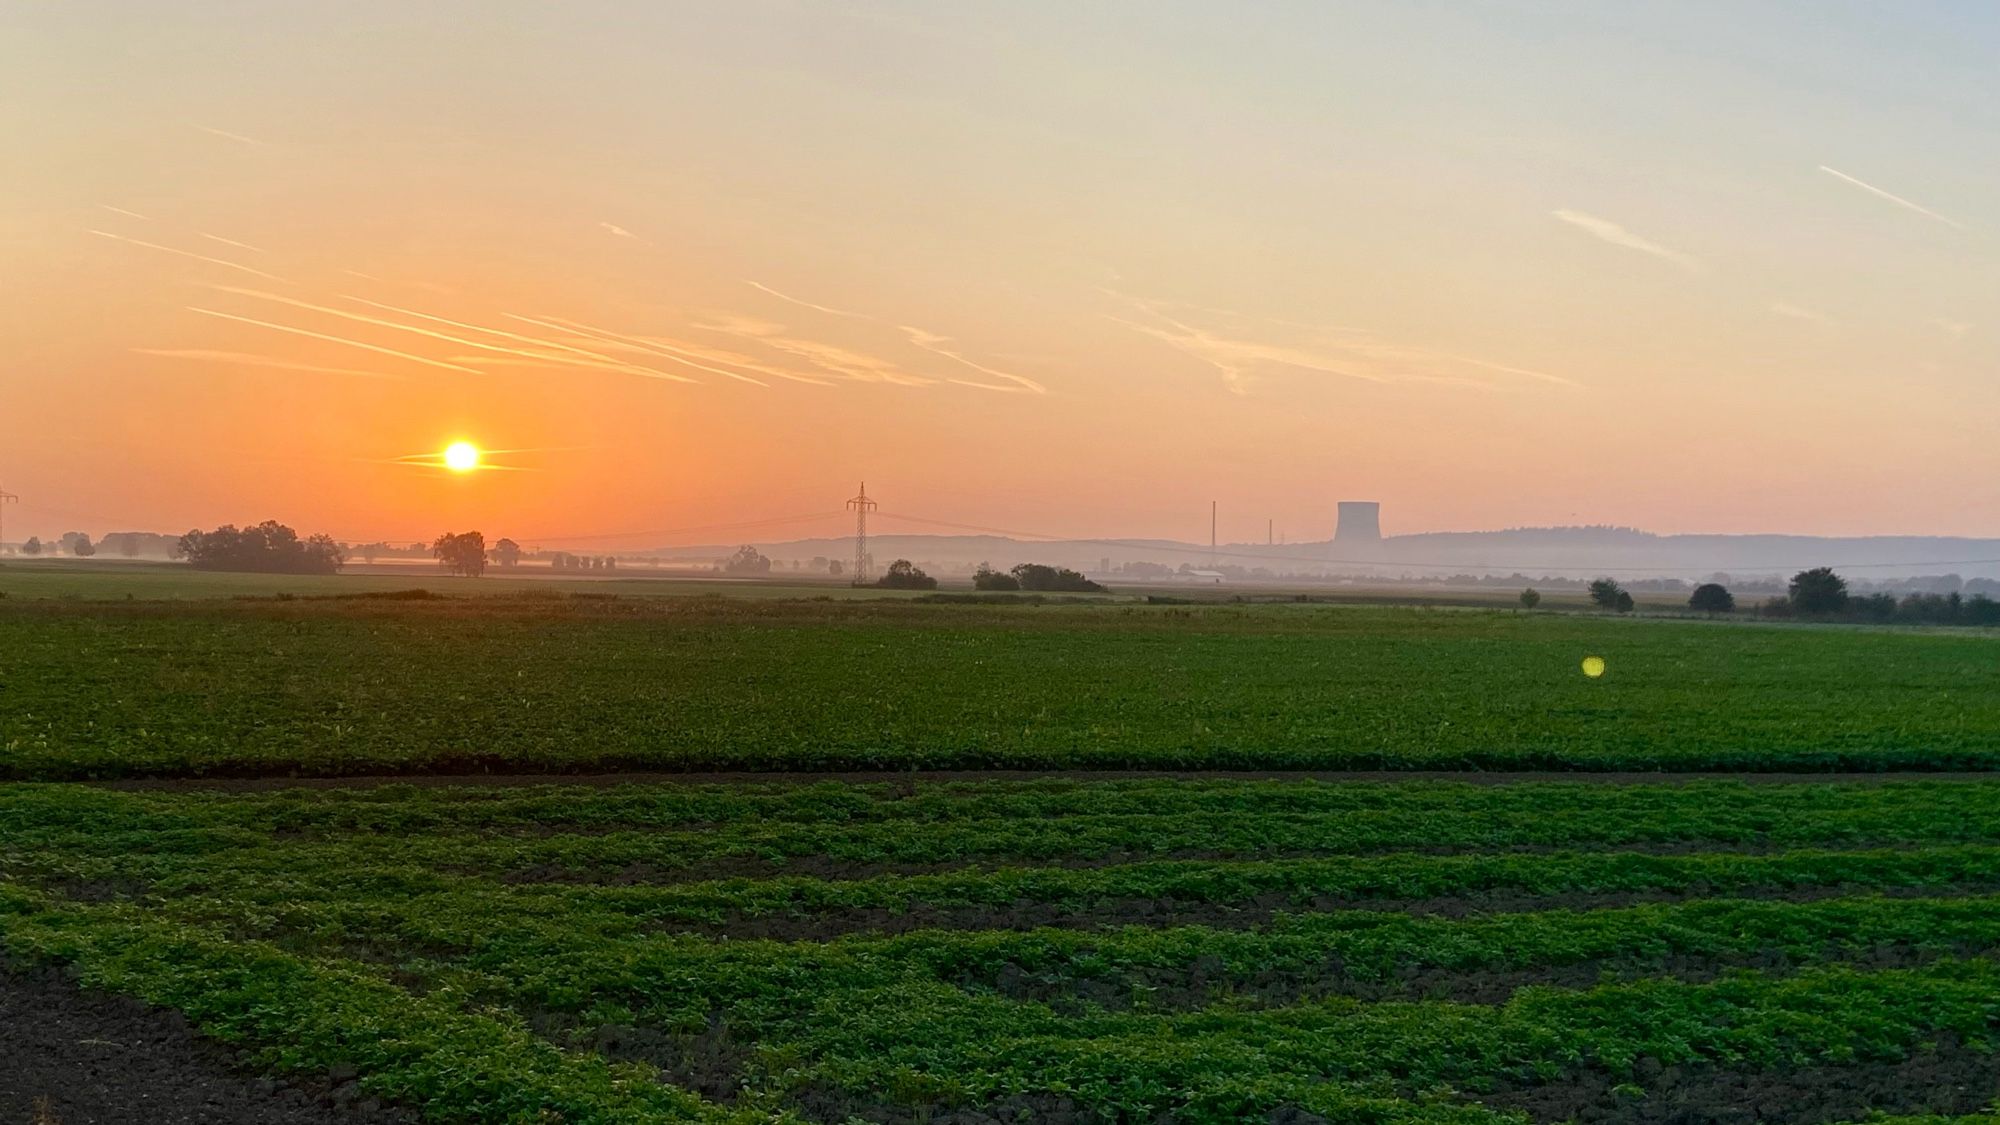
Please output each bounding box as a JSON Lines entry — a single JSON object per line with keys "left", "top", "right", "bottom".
{"left": 443, "top": 441, "right": 480, "bottom": 473}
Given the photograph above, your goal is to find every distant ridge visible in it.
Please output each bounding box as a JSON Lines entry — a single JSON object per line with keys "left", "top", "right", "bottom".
{"left": 625, "top": 527, "right": 2000, "bottom": 580}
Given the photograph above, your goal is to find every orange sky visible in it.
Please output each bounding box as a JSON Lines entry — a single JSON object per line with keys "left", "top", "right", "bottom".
{"left": 4, "top": 3, "right": 1996, "bottom": 547}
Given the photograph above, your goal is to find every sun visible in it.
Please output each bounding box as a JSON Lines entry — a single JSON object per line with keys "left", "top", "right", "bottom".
{"left": 442, "top": 441, "right": 481, "bottom": 473}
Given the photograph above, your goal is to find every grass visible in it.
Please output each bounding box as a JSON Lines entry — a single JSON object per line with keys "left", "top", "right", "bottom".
{"left": 0, "top": 589, "right": 1997, "bottom": 778}
{"left": 7, "top": 777, "right": 2000, "bottom": 1122}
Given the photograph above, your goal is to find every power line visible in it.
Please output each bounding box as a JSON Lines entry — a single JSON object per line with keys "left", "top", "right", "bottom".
{"left": 845, "top": 483, "right": 877, "bottom": 584}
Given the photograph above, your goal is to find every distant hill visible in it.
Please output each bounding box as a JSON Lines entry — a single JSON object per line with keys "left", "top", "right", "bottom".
{"left": 629, "top": 527, "right": 2000, "bottom": 580}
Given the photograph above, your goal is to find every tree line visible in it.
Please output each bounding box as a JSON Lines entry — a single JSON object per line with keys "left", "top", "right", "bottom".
{"left": 1544, "top": 567, "right": 2000, "bottom": 626}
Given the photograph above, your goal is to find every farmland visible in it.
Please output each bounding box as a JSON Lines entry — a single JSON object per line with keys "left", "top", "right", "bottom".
{"left": 9, "top": 777, "right": 2000, "bottom": 1123}
{"left": 1, "top": 590, "right": 1999, "bottom": 779}
{"left": 4, "top": 583, "right": 2000, "bottom": 1123}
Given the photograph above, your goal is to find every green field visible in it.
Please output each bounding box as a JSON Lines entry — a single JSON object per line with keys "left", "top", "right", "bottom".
{"left": 0, "top": 587, "right": 1997, "bottom": 779}
{"left": 5, "top": 573, "right": 2000, "bottom": 1123}
{"left": 8, "top": 778, "right": 2000, "bottom": 1123}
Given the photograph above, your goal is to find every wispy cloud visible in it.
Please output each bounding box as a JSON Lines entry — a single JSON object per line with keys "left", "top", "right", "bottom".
{"left": 1108, "top": 294, "right": 1577, "bottom": 395}
{"left": 1552, "top": 210, "right": 1701, "bottom": 271}
{"left": 200, "top": 232, "right": 266, "bottom": 254}
{"left": 193, "top": 124, "right": 262, "bottom": 146}
{"left": 522, "top": 314, "right": 770, "bottom": 386}
{"left": 184, "top": 307, "right": 483, "bottom": 374}
{"left": 335, "top": 295, "right": 704, "bottom": 384}
{"left": 87, "top": 229, "right": 288, "bottom": 282}
{"left": 1817, "top": 165, "right": 1962, "bottom": 229}
{"left": 1771, "top": 301, "right": 1836, "bottom": 326}
{"left": 1930, "top": 317, "right": 1974, "bottom": 339}
{"left": 599, "top": 222, "right": 636, "bottom": 239}
{"left": 132, "top": 348, "right": 401, "bottom": 379}
{"left": 535, "top": 314, "right": 841, "bottom": 386}
{"left": 745, "top": 280, "right": 1047, "bottom": 393}
{"left": 99, "top": 205, "right": 149, "bottom": 221}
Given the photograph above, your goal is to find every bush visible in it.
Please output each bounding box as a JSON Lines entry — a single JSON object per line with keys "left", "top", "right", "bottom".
{"left": 876, "top": 559, "right": 938, "bottom": 590}
{"left": 973, "top": 563, "right": 1021, "bottom": 592}
{"left": 1614, "top": 590, "right": 1635, "bottom": 613}
{"left": 1588, "top": 578, "right": 1625, "bottom": 610}
{"left": 1518, "top": 588, "right": 1541, "bottom": 610}
{"left": 1789, "top": 568, "right": 1849, "bottom": 615}
{"left": 1010, "top": 563, "right": 1105, "bottom": 593}
{"left": 1688, "top": 584, "right": 1734, "bottom": 614}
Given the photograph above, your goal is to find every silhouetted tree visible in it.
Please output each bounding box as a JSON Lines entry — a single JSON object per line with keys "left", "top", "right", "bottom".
{"left": 723, "top": 545, "right": 771, "bottom": 575}
{"left": 1518, "top": 588, "right": 1541, "bottom": 610}
{"left": 827, "top": 559, "right": 844, "bottom": 578}
{"left": 973, "top": 562, "right": 1021, "bottom": 591}
{"left": 1587, "top": 578, "right": 1625, "bottom": 610}
{"left": 1614, "top": 590, "right": 1635, "bottom": 613}
{"left": 876, "top": 558, "right": 937, "bottom": 590}
{"left": 432, "top": 531, "right": 487, "bottom": 577}
{"left": 1688, "top": 583, "right": 1735, "bottom": 614}
{"left": 1789, "top": 567, "right": 1848, "bottom": 615}
{"left": 1010, "top": 563, "right": 1105, "bottom": 593}
{"left": 493, "top": 538, "right": 521, "bottom": 568}
{"left": 67, "top": 533, "right": 95, "bottom": 558}
{"left": 180, "top": 521, "right": 344, "bottom": 574}
{"left": 19, "top": 536, "right": 39, "bottom": 557}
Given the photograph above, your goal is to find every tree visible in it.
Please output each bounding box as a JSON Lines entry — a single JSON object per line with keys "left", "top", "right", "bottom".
{"left": 1010, "top": 563, "right": 1106, "bottom": 593}
{"left": 1587, "top": 578, "right": 1625, "bottom": 610}
{"left": 1688, "top": 583, "right": 1735, "bottom": 614}
{"left": 1789, "top": 567, "right": 1849, "bottom": 615}
{"left": 722, "top": 545, "right": 771, "bottom": 575}
{"left": 827, "top": 559, "right": 844, "bottom": 578}
{"left": 432, "top": 531, "right": 487, "bottom": 577}
{"left": 20, "top": 536, "right": 39, "bottom": 556}
{"left": 180, "top": 521, "right": 343, "bottom": 574}
{"left": 973, "top": 562, "right": 1021, "bottom": 591}
{"left": 493, "top": 538, "right": 521, "bottom": 568}
{"left": 1614, "top": 590, "right": 1635, "bottom": 613}
{"left": 876, "top": 558, "right": 937, "bottom": 590}
{"left": 1518, "top": 588, "right": 1541, "bottom": 610}
{"left": 69, "top": 533, "right": 96, "bottom": 558}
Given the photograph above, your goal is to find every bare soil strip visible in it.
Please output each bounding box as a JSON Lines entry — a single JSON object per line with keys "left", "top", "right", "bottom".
{"left": 1475, "top": 1033, "right": 2000, "bottom": 1125}
{"left": 662, "top": 881, "right": 2000, "bottom": 942}
{"left": 0, "top": 960, "right": 412, "bottom": 1125}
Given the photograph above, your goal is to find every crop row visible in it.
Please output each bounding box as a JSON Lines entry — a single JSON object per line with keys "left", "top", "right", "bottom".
{"left": 10, "top": 880, "right": 2000, "bottom": 1123}
{"left": 42, "top": 776, "right": 2000, "bottom": 835}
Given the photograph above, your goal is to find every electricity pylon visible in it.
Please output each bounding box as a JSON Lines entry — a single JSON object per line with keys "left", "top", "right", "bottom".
{"left": 845, "top": 482, "right": 877, "bottom": 585}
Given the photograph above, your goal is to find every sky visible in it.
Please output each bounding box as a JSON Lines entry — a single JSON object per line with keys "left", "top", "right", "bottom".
{"left": 4, "top": 1, "right": 1997, "bottom": 548}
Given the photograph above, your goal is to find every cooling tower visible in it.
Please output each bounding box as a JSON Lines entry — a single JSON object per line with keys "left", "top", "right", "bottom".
{"left": 1335, "top": 501, "right": 1382, "bottom": 545}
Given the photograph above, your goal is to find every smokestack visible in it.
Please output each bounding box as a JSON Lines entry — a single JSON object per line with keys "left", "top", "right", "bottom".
{"left": 1335, "top": 501, "right": 1381, "bottom": 545}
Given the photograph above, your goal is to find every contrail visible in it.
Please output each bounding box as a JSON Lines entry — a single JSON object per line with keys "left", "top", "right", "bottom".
{"left": 87, "top": 230, "right": 288, "bottom": 282}
{"left": 448, "top": 354, "right": 696, "bottom": 383}
{"left": 184, "top": 307, "right": 482, "bottom": 374}
{"left": 132, "top": 348, "right": 401, "bottom": 379}
{"left": 1817, "top": 165, "right": 1963, "bottom": 229}
{"left": 200, "top": 232, "right": 266, "bottom": 254}
{"left": 194, "top": 124, "right": 262, "bottom": 145}
{"left": 1550, "top": 210, "right": 1701, "bottom": 270}
{"left": 209, "top": 286, "right": 688, "bottom": 381}
{"left": 747, "top": 279, "right": 1046, "bottom": 393}
{"left": 528, "top": 315, "right": 771, "bottom": 386}
{"left": 336, "top": 294, "right": 690, "bottom": 381}
{"left": 99, "top": 205, "right": 150, "bottom": 221}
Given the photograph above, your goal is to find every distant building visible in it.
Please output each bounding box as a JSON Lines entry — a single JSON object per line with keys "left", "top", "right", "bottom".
{"left": 1335, "top": 501, "right": 1382, "bottom": 545}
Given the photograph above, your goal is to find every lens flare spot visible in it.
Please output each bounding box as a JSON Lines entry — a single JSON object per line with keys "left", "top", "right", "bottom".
{"left": 443, "top": 441, "right": 480, "bottom": 472}
{"left": 1581, "top": 656, "right": 1606, "bottom": 678}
